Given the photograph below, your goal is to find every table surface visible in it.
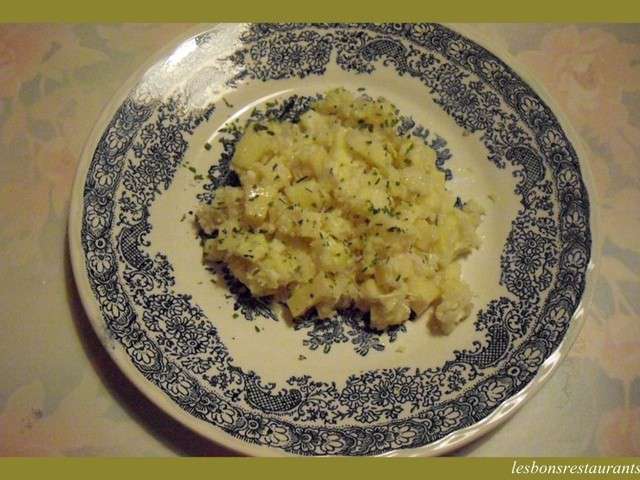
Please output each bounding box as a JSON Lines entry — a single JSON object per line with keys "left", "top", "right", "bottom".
{"left": 0, "top": 23, "right": 638, "bottom": 457}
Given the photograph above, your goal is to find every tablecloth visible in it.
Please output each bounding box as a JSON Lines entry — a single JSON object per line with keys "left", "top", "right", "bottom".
{"left": 0, "top": 23, "right": 638, "bottom": 456}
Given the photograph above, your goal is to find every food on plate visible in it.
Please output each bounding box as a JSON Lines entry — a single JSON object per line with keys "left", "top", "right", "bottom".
{"left": 197, "top": 88, "right": 483, "bottom": 333}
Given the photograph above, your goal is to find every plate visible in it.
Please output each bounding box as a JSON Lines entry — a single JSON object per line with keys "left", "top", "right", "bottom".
{"left": 69, "top": 23, "right": 594, "bottom": 456}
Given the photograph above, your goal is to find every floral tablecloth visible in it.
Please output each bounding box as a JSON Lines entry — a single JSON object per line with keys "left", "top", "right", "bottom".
{"left": 0, "top": 23, "right": 638, "bottom": 456}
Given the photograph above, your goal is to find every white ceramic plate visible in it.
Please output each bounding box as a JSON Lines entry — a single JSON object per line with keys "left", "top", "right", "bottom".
{"left": 69, "top": 24, "right": 595, "bottom": 456}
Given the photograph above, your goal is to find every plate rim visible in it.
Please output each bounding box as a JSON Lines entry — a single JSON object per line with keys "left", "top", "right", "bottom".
{"left": 68, "top": 23, "right": 600, "bottom": 457}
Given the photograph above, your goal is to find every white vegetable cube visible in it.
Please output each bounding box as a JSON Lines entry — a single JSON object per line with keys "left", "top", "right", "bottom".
{"left": 284, "top": 180, "right": 324, "bottom": 210}
{"left": 370, "top": 298, "right": 411, "bottom": 330}
{"left": 312, "top": 235, "right": 351, "bottom": 273}
{"left": 407, "top": 276, "right": 440, "bottom": 314}
{"left": 232, "top": 128, "right": 273, "bottom": 170}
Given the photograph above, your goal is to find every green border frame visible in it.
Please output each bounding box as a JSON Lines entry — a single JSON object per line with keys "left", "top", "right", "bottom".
{"left": 1, "top": 0, "right": 640, "bottom": 21}
{"left": 1, "top": 458, "right": 640, "bottom": 478}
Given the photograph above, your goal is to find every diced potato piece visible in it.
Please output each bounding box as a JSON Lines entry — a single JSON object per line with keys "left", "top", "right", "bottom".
{"left": 434, "top": 277, "right": 472, "bottom": 334}
{"left": 233, "top": 128, "right": 273, "bottom": 170}
{"left": 284, "top": 179, "right": 326, "bottom": 210}
{"left": 312, "top": 235, "right": 352, "bottom": 273}
{"left": 407, "top": 276, "right": 440, "bottom": 315}
{"left": 370, "top": 298, "right": 411, "bottom": 330}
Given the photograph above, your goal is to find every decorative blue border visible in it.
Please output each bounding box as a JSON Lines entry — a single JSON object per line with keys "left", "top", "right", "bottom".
{"left": 80, "top": 24, "right": 590, "bottom": 455}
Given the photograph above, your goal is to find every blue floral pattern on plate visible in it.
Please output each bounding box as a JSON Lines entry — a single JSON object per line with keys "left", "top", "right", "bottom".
{"left": 78, "top": 23, "right": 591, "bottom": 455}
